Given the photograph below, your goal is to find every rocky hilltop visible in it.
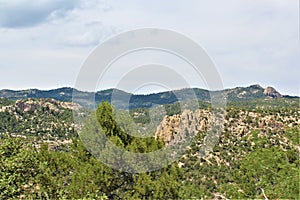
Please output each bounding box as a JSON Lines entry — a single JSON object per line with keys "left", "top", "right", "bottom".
{"left": 263, "top": 86, "right": 283, "bottom": 98}
{"left": 0, "top": 98, "right": 81, "bottom": 149}
{"left": 14, "top": 98, "right": 82, "bottom": 113}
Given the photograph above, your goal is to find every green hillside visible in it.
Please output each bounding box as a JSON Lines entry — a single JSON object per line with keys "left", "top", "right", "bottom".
{"left": 0, "top": 96, "right": 299, "bottom": 199}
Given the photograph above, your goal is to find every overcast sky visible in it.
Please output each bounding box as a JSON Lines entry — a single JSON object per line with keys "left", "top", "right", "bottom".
{"left": 0, "top": 0, "right": 299, "bottom": 95}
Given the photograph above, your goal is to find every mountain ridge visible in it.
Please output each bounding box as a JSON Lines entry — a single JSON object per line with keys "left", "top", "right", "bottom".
{"left": 0, "top": 84, "right": 298, "bottom": 109}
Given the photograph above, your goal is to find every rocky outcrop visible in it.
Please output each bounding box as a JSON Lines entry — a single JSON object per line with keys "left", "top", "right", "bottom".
{"left": 155, "top": 110, "right": 211, "bottom": 145}
{"left": 16, "top": 99, "right": 39, "bottom": 112}
{"left": 155, "top": 107, "right": 298, "bottom": 147}
{"left": 60, "top": 102, "right": 82, "bottom": 111}
{"left": 263, "top": 87, "right": 283, "bottom": 98}
{"left": 14, "top": 99, "right": 81, "bottom": 113}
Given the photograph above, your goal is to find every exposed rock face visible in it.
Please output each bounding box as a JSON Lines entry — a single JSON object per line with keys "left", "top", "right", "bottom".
{"left": 155, "top": 110, "right": 211, "bottom": 146}
{"left": 263, "top": 87, "right": 282, "bottom": 98}
{"left": 16, "top": 100, "right": 39, "bottom": 112}
{"left": 60, "top": 102, "right": 82, "bottom": 110}
{"left": 155, "top": 107, "right": 298, "bottom": 147}
{"left": 15, "top": 99, "right": 81, "bottom": 113}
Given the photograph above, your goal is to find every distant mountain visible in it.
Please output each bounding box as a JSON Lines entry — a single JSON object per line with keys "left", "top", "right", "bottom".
{"left": 0, "top": 84, "right": 298, "bottom": 109}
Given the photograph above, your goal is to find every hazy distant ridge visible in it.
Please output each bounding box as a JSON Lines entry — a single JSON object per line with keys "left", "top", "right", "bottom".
{"left": 0, "top": 84, "right": 298, "bottom": 109}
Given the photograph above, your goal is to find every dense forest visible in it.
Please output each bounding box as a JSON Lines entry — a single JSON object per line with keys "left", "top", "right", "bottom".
{"left": 0, "top": 97, "right": 299, "bottom": 199}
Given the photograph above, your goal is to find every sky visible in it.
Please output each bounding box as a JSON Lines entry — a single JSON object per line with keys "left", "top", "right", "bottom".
{"left": 0, "top": 0, "right": 299, "bottom": 95}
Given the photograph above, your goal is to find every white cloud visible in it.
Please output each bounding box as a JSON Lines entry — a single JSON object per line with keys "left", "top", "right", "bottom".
{"left": 0, "top": 0, "right": 298, "bottom": 95}
{"left": 0, "top": 0, "right": 77, "bottom": 28}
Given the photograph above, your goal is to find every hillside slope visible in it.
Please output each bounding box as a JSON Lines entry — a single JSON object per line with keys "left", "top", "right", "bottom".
{"left": 0, "top": 97, "right": 299, "bottom": 199}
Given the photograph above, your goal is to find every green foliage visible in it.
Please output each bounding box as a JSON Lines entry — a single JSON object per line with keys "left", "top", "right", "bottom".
{"left": 284, "top": 127, "right": 300, "bottom": 145}
{"left": 164, "top": 103, "right": 181, "bottom": 116}
{"left": 0, "top": 97, "right": 299, "bottom": 199}
{"left": 0, "top": 110, "right": 18, "bottom": 133}
{"left": 129, "top": 108, "right": 151, "bottom": 124}
{"left": 179, "top": 125, "right": 300, "bottom": 199}
{"left": 0, "top": 136, "right": 38, "bottom": 199}
{"left": 227, "top": 97, "right": 299, "bottom": 110}
{"left": 96, "top": 100, "right": 132, "bottom": 146}
{"left": 228, "top": 147, "right": 299, "bottom": 199}
{"left": 0, "top": 136, "right": 110, "bottom": 199}
{"left": 0, "top": 99, "right": 77, "bottom": 139}
{"left": 95, "top": 100, "right": 165, "bottom": 152}
{"left": 0, "top": 98, "right": 14, "bottom": 106}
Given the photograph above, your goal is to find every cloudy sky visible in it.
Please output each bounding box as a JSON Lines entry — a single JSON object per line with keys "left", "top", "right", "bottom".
{"left": 0, "top": 0, "right": 299, "bottom": 95}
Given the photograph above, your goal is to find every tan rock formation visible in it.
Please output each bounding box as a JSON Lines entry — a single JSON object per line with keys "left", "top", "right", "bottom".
{"left": 263, "top": 86, "right": 282, "bottom": 98}
{"left": 155, "top": 109, "right": 212, "bottom": 146}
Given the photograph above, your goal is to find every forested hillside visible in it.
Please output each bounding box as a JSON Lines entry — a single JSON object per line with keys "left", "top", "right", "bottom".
{"left": 0, "top": 97, "right": 299, "bottom": 199}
